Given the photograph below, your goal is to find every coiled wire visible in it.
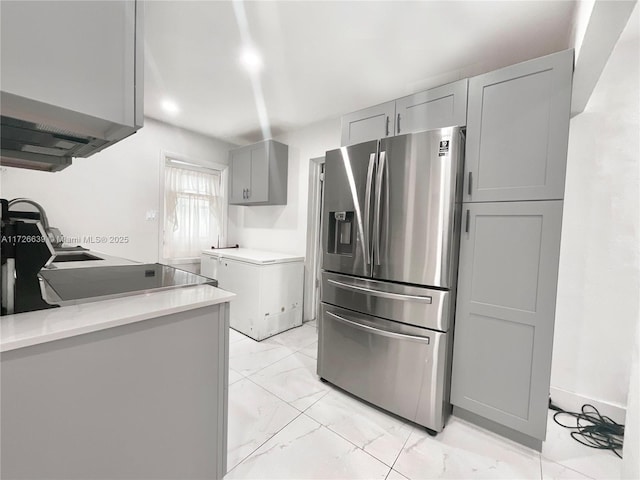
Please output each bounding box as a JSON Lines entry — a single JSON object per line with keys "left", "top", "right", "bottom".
{"left": 549, "top": 403, "right": 625, "bottom": 458}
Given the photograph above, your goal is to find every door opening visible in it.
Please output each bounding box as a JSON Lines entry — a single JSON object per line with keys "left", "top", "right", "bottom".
{"left": 303, "top": 157, "right": 325, "bottom": 322}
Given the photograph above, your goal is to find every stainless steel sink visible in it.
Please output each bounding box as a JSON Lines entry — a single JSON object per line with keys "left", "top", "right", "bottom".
{"left": 52, "top": 252, "right": 104, "bottom": 263}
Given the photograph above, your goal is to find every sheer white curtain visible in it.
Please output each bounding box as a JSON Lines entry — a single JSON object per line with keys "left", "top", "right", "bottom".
{"left": 164, "top": 165, "right": 221, "bottom": 259}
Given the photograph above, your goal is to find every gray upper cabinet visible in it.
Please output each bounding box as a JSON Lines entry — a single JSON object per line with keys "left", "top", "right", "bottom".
{"left": 451, "top": 200, "right": 563, "bottom": 444}
{"left": 229, "top": 140, "right": 288, "bottom": 206}
{"left": 464, "top": 50, "right": 573, "bottom": 202}
{"left": 340, "top": 101, "right": 395, "bottom": 146}
{"left": 395, "top": 79, "right": 468, "bottom": 135}
{"left": 0, "top": 0, "right": 143, "bottom": 172}
{"left": 1, "top": 0, "right": 142, "bottom": 129}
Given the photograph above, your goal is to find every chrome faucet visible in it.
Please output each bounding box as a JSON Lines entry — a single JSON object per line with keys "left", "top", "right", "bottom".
{"left": 8, "top": 198, "right": 63, "bottom": 247}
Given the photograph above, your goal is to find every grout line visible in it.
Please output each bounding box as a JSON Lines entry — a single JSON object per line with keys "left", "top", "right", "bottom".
{"left": 539, "top": 453, "right": 544, "bottom": 480}
{"left": 300, "top": 409, "right": 401, "bottom": 470}
{"left": 539, "top": 456, "right": 598, "bottom": 480}
{"left": 225, "top": 408, "right": 305, "bottom": 477}
{"left": 226, "top": 375, "right": 308, "bottom": 475}
{"left": 389, "top": 426, "right": 413, "bottom": 477}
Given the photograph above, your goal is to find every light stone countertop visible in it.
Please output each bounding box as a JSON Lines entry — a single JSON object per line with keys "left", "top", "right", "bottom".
{"left": 1, "top": 250, "right": 234, "bottom": 353}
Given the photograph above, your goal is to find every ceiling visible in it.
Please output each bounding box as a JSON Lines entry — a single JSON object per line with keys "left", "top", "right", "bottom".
{"left": 144, "top": 1, "right": 577, "bottom": 145}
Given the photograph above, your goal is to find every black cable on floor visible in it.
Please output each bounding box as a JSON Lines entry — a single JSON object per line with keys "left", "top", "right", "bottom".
{"left": 549, "top": 401, "right": 625, "bottom": 458}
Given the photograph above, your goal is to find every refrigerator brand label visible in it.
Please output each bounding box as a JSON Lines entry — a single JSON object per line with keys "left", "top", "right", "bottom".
{"left": 438, "top": 140, "right": 450, "bottom": 157}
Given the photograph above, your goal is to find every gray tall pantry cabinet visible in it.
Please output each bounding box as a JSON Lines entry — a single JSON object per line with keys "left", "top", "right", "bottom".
{"left": 451, "top": 50, "right": 573, "bottom": 450}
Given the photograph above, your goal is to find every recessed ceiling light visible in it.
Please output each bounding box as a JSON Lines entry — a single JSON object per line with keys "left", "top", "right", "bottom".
{"left": 240, "top": 46, "right": 263, "bottom": 74}
{"left": 161, "top": 99, "right": 180, "bottom": 115}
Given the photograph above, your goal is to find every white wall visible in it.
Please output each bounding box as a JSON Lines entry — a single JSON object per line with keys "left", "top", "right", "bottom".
{"left": 0, "top": 118, "right": 234, "bottom": 263}
{"left": 551, "top": 6, "right": 639, "bottom": 417}
{"left": 227, "top": 116, "right": 340, "bottom": 255}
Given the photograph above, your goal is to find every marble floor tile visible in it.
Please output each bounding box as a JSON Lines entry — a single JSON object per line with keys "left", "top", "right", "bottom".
{"left": 249, "top": 352, "right": 330, "bottom": 411}
{"left": 229, "top": 328, "right": 248, "bottom": 344}
{"left": 386, "top": 469, "right": 410, "bottom": 480}
{"left": 541, "top": 412, "right": 621, "bottom": 479}
{"left": 299, "top": 340, "right": 318, "bottom": 360}
{"left": 229, "top": 337, "right": 294, "bottom": 376}
{"left": 227, "top": 378, "right": 300, "bottom": 470}
{"left": 304, "top": 319, "right": 317, "bottom": 329}
{"left": 263, "top": 324, "right": 318, "bottom": 351}
{"left": 541, "top": 458, "right": 594, "bottom": 479}
{"left": 393, "top": 417, "right": 541, "bottom": 479}
{"left": 228, "top": 368, "right": 243, "bottom": 385}
{"left": 226, "top": 414, "right": 390, "bottom": 479}
{"left": 305, "top": 390, "right": 413, "bottom": 466}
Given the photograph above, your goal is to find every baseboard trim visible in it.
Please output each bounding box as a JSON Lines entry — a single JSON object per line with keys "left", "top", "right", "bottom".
{"left": 549, "top": 386, "right": 626, "bottom": 424}
{"left": 453, "top": 406, "right": 543, "bottom": 452}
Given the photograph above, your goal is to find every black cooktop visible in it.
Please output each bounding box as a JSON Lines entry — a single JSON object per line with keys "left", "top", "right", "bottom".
{"left": 39, "top": 263, "right": 217, "bottom": 304}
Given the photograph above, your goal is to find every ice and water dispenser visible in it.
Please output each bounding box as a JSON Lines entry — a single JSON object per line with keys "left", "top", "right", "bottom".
{"left": 328, "top": 211, "right": 354, "bottom": 255}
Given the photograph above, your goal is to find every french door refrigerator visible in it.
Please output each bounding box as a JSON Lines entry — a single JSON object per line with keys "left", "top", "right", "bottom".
{"left": 318, "top": 126, "right": 464, "bottom": 433}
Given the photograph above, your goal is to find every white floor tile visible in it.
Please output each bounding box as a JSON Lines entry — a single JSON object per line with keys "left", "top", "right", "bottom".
{"left": 229, "top": 337, "right": 294, "bottom": 376}
{"left": 249, "top": 352, "right": 330, "bottom": 411}
{"left": 229, "top": 328, "right": 248, "bottom": 344}
{"left": 299, "top": 340, "right": 318, "bottom": 360}
{"left": 228, "top": 368, "right": 243, "bottom": 385}
{"left": 386, "top": 469, "right": 410, "bottom": 480}
{"left": 541, "top": 412, "right": 621, "bottom": 479}
{"left": 541, "top": 458, "right": 594, "bottom": 479}
{"left": 227, "top": 378, "right": 300, "bottom": 470}
{"left": 393, "top": 417, "right": 541, "bottom": 479}
{"left": 225, "top": 414, "right": 390, "bottom": 479}
{"left": 305, "top": 390, "right": 413, "bottom": 467}
{"left": 264, "top": 324, "right": 318, "bottom": 351}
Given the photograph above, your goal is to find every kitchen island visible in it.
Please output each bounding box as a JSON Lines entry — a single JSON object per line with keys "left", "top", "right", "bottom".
{"left": 0, "top": 255, "right": 234, "bottom": 480}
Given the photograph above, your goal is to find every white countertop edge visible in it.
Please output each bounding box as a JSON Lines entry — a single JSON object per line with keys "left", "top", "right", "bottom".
{"left": 1, "top": 285, "right": 235, "bottom": 353}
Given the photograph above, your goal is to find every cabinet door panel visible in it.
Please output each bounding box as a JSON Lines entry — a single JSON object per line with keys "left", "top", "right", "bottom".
{"left": 465, "top": 50, "right": 573, "bottom": 202}
{"left": 249, "top": 144, "right": 269, "bottom": 203}
{"left": 451, "top": 201, "right": 563, "bottom": 440}
{"left": 1, "top": 1, "right": 136, "bottom": 126}
{"left": 230, "top": 149, "right": 250, "bottom": 204}
{"left": 396, "top": 79, "right": 468, "bottom": 134}
{"left": 341, "top": 101, "right": 395, "bottom": 146}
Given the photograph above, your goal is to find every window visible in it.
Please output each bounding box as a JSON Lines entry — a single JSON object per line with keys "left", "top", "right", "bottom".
{"left": 163, "top": 161, "right": 223, "bottom": 260}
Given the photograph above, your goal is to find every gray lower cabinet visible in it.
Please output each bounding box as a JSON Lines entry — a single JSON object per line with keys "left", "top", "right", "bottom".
{"left": 341, "top": 101, "right": 395, "bottom": 146}
{"left": 451, "top": 200, "right": 563, "bottom": 448}
{"left": 229, "top": 139, "right": 288, "bottom": 205}
{"left": 395, "top": 79, "right": 468, "bottom": 135}
{"left": 1, "top": 305, "right": 230, "bottom": 479}
{"left": 464, "top": 49, "right": 573, "bottom": 203}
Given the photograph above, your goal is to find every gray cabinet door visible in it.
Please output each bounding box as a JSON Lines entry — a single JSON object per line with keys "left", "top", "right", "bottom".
{"left": 229, "top": 140, "right": 288, "bottom": 206}
{"left": 395, "top": 79, "right": 468, "bottom": 134}
{"left": 464, "top": 50, "right": 573, "bottom": 202}
{"left": 248, "top": 143, "right": 269, "bottom": 203}
{"left": 341, "top": 101, "right": 395, "bottom": 146}
{"left": 1, "top": 1, "right": 139, "bottom": 127}
{"left": 451, "top": 200, "right": 563, "bottom": 441}
{"left": 230, "top": 148, "right": 251, "bottom": 204}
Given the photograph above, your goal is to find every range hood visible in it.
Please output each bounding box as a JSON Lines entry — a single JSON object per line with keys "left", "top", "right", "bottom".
{"left": 0, "top": 92, "right": 140, "bottom": 173}
{"left": 1, "top": 115, "right": 108, "bottom": 172}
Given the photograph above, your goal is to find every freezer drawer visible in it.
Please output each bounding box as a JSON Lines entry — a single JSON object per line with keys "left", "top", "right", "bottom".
{"left": 321, "top": 271, "right": 452, "bottom": 332}
{"left": 318, "top": 303, "right": 450, "bottom": 432}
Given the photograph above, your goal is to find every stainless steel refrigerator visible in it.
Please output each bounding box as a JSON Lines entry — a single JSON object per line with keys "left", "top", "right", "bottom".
{"left": 318, "top": 126, "right": 464, "bottom": 433}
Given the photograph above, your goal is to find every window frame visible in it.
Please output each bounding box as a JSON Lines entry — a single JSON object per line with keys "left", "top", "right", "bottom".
{"left": 158, "top": 150, "right": 228, "bottom": 265}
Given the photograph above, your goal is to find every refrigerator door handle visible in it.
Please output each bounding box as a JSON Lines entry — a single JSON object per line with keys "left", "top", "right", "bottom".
{"left": 364, "top": 153, "right": 376, "bottom": 265}
{"left": 326, "top": 311, "right": 431, "bottom": 343}
{"left": 327, "top": 278, "right": 433, "bottom": 303}
{"left": 373, "top": 151, "right": 386, "bottom": 266}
